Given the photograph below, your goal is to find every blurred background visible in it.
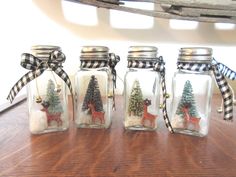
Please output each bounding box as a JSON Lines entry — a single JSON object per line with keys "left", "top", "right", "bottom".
{"left": 1, "top": 0, "right": 236, "bottom": 110}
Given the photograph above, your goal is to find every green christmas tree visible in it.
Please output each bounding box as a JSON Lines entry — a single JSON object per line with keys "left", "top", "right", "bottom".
{"left": 45, "top": 79, "right": 63, "bottom": 114}
{"left": 128, "top": 80, "right": 144, "bottom": 117}
{"left": 176, "top": 80, "right": 199, "bottom": 118}
{"left": 82, "top": 75, "right": 103, "bottom": 113}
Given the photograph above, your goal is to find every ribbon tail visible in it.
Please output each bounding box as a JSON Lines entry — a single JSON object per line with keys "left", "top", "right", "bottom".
{"left": 160, "top": 71, "right": 174, "bottom": 133}
{"left": 108, "top": 53, "right": 120, "bottom": 111}
{"left": 212, "top": 65, "right": 234, "bottom": 121}
{"left": 111, "top": 69, "right": 117, "bottom": 111}
{"left": 112, "top": 86, "right": 116, "bottom": 111}
{"left": 214, "top": 59, "right": 236, "bottom": 80}
{"left": 51, "top": 66, "right": 74, "bottom": 120}
{"left": 154, "top": 58, "right": 174, "bottom": 133}
{"left": 7, "top": 69, "right": 44, "bottom": 103}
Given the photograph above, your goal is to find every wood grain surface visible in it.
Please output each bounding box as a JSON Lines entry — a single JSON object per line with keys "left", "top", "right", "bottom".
{"left": 0, "top": 95, "right": 235, "bottom": 177}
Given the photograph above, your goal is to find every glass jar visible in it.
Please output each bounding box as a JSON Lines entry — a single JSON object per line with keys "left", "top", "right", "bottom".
{"left": 124, "top": 46, "right": 161, "bottom": 131}
{"left": 75, "top": 46, "right": 117, "bottom": 129}
{"left": 26, "top": 45, "right": 69, "bottom": 134}
{"left": 170, "top": 47, "right": 214, "bottom": 137}
{"left": 25, "top": 45, "right": 70, "bottom": 134}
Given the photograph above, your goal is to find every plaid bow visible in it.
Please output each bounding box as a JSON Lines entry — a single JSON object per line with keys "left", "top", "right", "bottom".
{"left": 177, "top": 58, "right": 233, "bottom": 121}
{"left": 128, "top": 56, "right": 174, "bottom": 133}
{"left": 7, "top": 50, "right": 73, "bottom": 103}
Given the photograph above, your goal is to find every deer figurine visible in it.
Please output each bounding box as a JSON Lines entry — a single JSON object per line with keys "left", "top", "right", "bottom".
{"left": 41, "top": 101, "right": 62, "bottom": 127}
{"left": 141, "top": 99, "right": 157, "bottom": 128}
{"left": 182, "top": 106, "right": 201, "bottom": 130}
{"left": 88, "top": 102, "right": 105, "bottom": 124}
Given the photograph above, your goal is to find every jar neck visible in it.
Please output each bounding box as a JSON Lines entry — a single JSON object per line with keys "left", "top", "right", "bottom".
{"left": 129, "top": 67, "right": 154, "bottom": 71}
{"left": 80, "top": 59, "right": 109, "bottom": 69}
{"left": 177, "top": 61, "right": 212, "bottom": 74}
{"left": 127, "top": 58, "right": 159, "bottom": 69}
{"left": 178, "top": 68, "right": 211, "bottom": 74}
{"left": 80, "top": 57, "right": 108, "bottom": 61}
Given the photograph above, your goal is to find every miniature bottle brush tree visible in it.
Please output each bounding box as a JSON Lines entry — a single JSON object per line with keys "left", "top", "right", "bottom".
{"left": 125, "top": 80, "right": 144, "bottom": 128}
{"left": 126, "top": 80, "right": 157, "bottom": 129}
{"left": 175, "top": 80, "right": 201, "bottom": 131}
{"left": 128, "top": 80, "right": 144, "bottom": 117}
{"left": 41, "top": 79, "right": 63, "bottom": 127}
{"left": 82, "top": 75, "right": 104, "bottom": 124}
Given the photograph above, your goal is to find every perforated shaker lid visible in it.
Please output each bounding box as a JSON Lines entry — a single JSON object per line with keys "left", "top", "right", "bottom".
{"left": 80, "top": 46, "right": 109, "bottom": 60}
{"left": 178, "top": 47, "right": 213, "bottom": 63}
{"left": 128, "top": 46, "right": 158, "bottom": 60}
{"left": 31, "top": 45, "right": 61, "bottom": 60}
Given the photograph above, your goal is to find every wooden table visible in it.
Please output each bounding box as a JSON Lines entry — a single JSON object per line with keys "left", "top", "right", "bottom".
{"left": 0, "top": 95, "right": 235, "bottom": 177}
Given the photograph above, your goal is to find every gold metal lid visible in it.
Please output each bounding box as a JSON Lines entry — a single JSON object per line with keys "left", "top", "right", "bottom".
{"left": 80, "top": 46, "right": 109, "bottom": 60}
{"left": 31, "top": 45, "right": 61, "bottom": 60}
{"left": 128, "top": 46, "right": 158, "bottom": 60}
{"left": 178, "top": 47, "right": 213, "bottom": 63}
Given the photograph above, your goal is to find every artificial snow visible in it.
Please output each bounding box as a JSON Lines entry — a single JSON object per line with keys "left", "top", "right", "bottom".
{"left": 76, "top": 106, "right": 109, "bottom": 128}
{"left": 77, "top": 111, "right": 93, "bottom": 125}
{"left": 125, "top": 116, "right": 142, "bottom": 127}
{"left": 171, "top": 115, "right": 185, "bottom": 129}
{"left": 29, "top": 110, "right": 47, "bottom": 133}
{"left": 172, "top": 113, "right": 209, "bottom": 136}
{"left": 75, "top": 104, "right": 111, "bottom": 128}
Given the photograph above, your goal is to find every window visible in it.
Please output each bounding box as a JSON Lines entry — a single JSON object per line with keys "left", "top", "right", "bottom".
{"left": 62, "top": 1, "right": 98, "bottom": 26}
{"left": 169, "top": 19, "right": 199, "bottom": 30}
{"left": 214, "top": 23, "right": 235, "bottom": 30}
{"left": 110, "top": 2, "right": 154, "bottom": 29}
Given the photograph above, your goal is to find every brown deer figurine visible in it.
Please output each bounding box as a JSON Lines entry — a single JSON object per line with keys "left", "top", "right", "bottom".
{"left": 182, "top": 106, "right": 201, "bottom": 130}
{"left": 88, "top": 103, "right": 105, "bottom": 124}
{"left": 141, "top": 99, "right": 157, "bottom": 128}
{"left": 41, "top": 101, "right": 62, "bottom": 126}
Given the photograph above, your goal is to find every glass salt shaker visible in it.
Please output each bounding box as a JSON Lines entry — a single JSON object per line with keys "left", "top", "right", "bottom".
{"left": 171, "top": 47, "right": 214, "bottom": 137}
{"left": 27, "top": 45, "right": 70, "bottom": 134}
{"left": 5, "top": 45, "right": 72, "bottom": 134}
{"left": 75, "top": 46, "right": 119, "bottom": 129}
{"left": 124, "top": 46, "right": 162, "bottom": 131}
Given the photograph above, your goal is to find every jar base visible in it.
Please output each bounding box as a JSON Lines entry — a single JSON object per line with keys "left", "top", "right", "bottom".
{"left": 31, "top": 127, "right": 68, "bottom": 135}
{"left": 77, "top": 123, "right": 110, "bottom": 129}
{"left": 125, "top": 125, "right": 157, "bottom": 131}
{"left": 173, "top": 128, "right": 206, "bottom": 137}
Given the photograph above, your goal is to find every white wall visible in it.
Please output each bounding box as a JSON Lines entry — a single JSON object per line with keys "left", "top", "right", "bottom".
{"left": 1, "top": 0, "right": 236, "bottom": 106}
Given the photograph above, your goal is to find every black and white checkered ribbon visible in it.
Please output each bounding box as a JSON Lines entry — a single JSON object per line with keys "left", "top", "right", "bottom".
{"left": 80, "top": 53, "right": 120, "bottom": 110}
{"left": 177, "top": 58, "right": 233, "bottom": 121}
{"left": 128, "top": 56, "right": 174, "bottom": 133}
{"left": 212, "top": 59, "right": 236, "bottom": 80}
{"left": 7, "top": 50, "right": 73, "bottom": 103}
